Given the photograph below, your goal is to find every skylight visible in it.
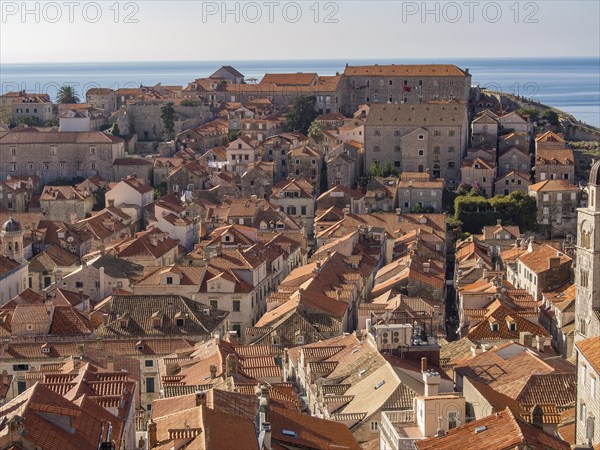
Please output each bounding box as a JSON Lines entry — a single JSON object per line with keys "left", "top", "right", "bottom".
{"left": 375, "top": 380, "right": 386, "bottom": 390}
{"left": 282, "top": 430, "right": 297, "bottom": 437}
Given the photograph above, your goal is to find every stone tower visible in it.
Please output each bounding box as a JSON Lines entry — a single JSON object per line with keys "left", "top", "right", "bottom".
{"left": 574, "top": 160, "right": 600, "bottom": 341}
{"left": 0, "top": 217, "right": 24, "bottom": 263}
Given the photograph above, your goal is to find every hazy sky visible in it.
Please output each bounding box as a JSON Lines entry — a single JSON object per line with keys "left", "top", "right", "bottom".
{"left": 1, "top": 1, "right": 599, "bottom": 63}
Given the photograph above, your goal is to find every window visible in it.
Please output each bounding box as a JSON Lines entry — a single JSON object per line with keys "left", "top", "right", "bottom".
{"left": 418, "top": 150, "right": 424, "bottom": 156}
{"left": 448, "top": 146, "right": 455, "bottom": 152}
{"left": 89, "top": 147, "right": 96, "bottom": 155}
{"left": 301, "top": 206, "right": 307, "bottom": 215}
{"left": 448, "top": 412, "right": 458, "bottom": 429}
{"left": 433, "top": 130, "right": 441, "bottom": 136}
{"left": 370, "top": 421, "right": 379, "bottom": 432}
{"left": 146, "top": 377, "right": 155, "bottom": 393}
{"left": 374, "top": 145, "right": 380, "bottom": 152}
{"left": 233, "top": 300, "right": 240, "bottom": 312}
{"left": 418, "top": 134, "right": 424, "bottom": 140}
{"left": 295, "top": 335, "right": 304, "bottom": 344}
{"left": 166, "top": 276, "right": 173, "bottom": 285}
{"left": 394, "top": 145, "right": 401, "bottom": 152}
{"left": 394, "top": 130, "right": 401, "bottom": 136}
{"left": 210, "top": 300, "right": 218, "bottom": 308}
{"left": 448, "top": 130, "right": 455, "bottom": 137}
{"left": 176, "top": 318, "right": 185, "bottom": 327}
{"left": 374, "top": 130, "right": 380, "bottom": 136}
{"left": 10, "top": 147, "right": 16, "bottom": 156}
{"left": 17, "top": 381, "right": 27, "bottom": 394}
{"left": 591, "top": 376, "right": 596, "bottom": 397}
{"left": 13, "top": 364, "right": 29, "bottom": 371}
{"left": 145, "top": 360, "right": 154, "bottom": 367}
{"left": 75, "top": 281, "right": 83, "bottom": 288}
{"left": 491, "top": 322, "right": 499, "bottom": 332}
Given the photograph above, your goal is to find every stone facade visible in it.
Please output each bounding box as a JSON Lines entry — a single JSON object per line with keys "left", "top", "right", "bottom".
{"left": 39, "top": 186, "right": 94, "bottom": 222}
{"left": 396, "top": 172, "right": 444, "bottom": 212}
{"left": 364, "top": 102, "right": 468, "bottom": 182}
{"left": 574, "top": 161, "right": 600, "bottom": 341}
{"left": 0, "top": 130, "right": 125, "bottom": 185}
{"left": 498, "top": 146, "right": 531, "bottom": 177}
{"left": 575, "top": 338, "right": 600, "bottom": 447}
{"left": 494, "top": 170, "right": 531, "bottom": 196}
{"left": 529, "top": 180, "right": 580, "bottom": 237}
{"left": 340, "top": 64, "right": 471, "bottom": 114}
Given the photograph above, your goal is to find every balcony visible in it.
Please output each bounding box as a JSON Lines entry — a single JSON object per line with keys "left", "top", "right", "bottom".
{"left": 380, "top": 410, "right": 424, "bottom": 450}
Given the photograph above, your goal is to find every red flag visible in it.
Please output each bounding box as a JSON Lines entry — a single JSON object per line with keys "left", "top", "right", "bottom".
{"left": 403, "top": 85, "right": 411, "bottom": 92}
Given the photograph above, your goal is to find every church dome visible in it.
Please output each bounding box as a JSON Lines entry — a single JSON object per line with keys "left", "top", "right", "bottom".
{"left": 590, "top": 159, "right": 600, "bottom": 186}
{"left": 1, "top": 217, "right": 21, "bottom": 233}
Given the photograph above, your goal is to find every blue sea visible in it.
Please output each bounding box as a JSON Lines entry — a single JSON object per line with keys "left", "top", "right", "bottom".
{"left": 1, "top": 57, "right": 599, "bottom": 127}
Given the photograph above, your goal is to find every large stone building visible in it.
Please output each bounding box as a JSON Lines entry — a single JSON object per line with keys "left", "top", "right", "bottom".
{"left": 0, "top": 129, "right": 125, "bottom": 184}
{"left": 364, "top": 102, "right": 468, "bottom": 182}
{"left": 340, "top": 64, "right": 471, "bottom": 114}
{"left": 575, "top": 160, "right": 600, "bottom": 341}
{"left": 529, "top": 179, "right": 580, "bottom": 237}
{"left": 574, "top": 337, "right": 600, "bottom": 447}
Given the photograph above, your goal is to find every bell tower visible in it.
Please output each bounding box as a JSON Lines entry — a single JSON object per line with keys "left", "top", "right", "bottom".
{"left": 1, "top": 217, "right": 24, "bottom": 263}
{"left": 574, "top": 160, "right": 600, "bottom": 341}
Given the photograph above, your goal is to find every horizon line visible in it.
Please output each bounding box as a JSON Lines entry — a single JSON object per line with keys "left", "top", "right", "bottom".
{"left": 2, "top": 55, "right": 599, "bottom": 66}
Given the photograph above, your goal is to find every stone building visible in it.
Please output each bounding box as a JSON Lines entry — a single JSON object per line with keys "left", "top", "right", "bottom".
{"left": 288, "top": 145, "right": 323, "bottom": 192}
{"left": 364, "top": 102, "right": 468, "bottom": 182}
{"left": 240, "top": 161, "right": 275, "bottom": 200}
{"left": 0, "top": 218, "right": 28, "bottom": 305}
{"left": 498, "top": 145, "right": 531, "bottom": 177}
{"left": 86, "top": 88, "right": 117, "bottom": 113}
{"left": 270, "top": 178, "right": 315, "bottom": 239}
{"left": 494, "top": 170, "right": 531, "bottom": 196}
{"left": 327, "top": 153, "right": 357, "bottom": 189}
{"left": 529, "top": 179, "right": 580, "bottom": 237}
{"left": 460, "top": 155, "right": 496, "bottom": 197}
{"left": 365, "top": 177, "right": 398, "bottom": 212}
{"left": 112, "top": 157, "right": 153, "bottom": 182}
{"left": 39, "top": 186, "right": 94, "bottom": 223}
{"left": 574, "top": 337, "right": 600, "bottom": 447}
{"left": 396, "top": 172, "right": 444, "bottom": 213}
{"left": 167, "top": 160, "right": 209, "bottom": 193}
{"left": 574, "top": 160, "right": 600, "bottom": 341}
{"left": 0, "top": 129, "right": 125, "bottom": 185}
{"left": 340, "top": 64, "right": 471, "bottom": 114}
{"left": 226, "top": 137, "right": 261, "bottom": 176}
{"left": 263, "top": 132, "right": 308, "bottom": 182}
{"left": 10, "top": 92, "right": 54, "bottom": 126}
{"left": 0, "top": 177, "right": 35, "bottom": 213}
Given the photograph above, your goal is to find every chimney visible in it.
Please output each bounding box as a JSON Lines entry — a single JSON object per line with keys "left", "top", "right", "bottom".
{"left": 423, "top": 262, "right": 430, "bottom": 273}
{"left": 260, "top": 384, "right": 270, "bottom": 422}
{"left": 421, "top": 357, "right": 427, "bottom": 373}
{"left": 262, "top": 422, "right": 272, "bottom": 450}
{"left": 196, "top": 391, "right": 207, "bottom": 406}
{"left": 225, "top": 354, "right": 237, "bottom": 378}
{"left": 519, "top": 331, "right": 533, "bottom": 347}
{"left": 147, "top": 419, "right": 157, "bottom": 448}
{"left": 496, "top": 219, "right": 502, "bottom": 226}
{"left": 423, "top": 370, "right": 441, "bottom": 397}
{"left": 549, "top": 256, "right": 561, "bottom": 270}
{"left": 209, "top": 364, "right": 217, "bottom": 379}
{"left": 106, "top": 355, "right": 114, "bottom": 371}
{"left": 536, "top": 335, "right": 546, "bottom": 352}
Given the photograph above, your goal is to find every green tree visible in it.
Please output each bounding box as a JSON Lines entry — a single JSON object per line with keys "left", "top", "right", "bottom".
{"left": 154, "top": 182, "right": 168, "bottom": 199}
{"left": 180, "top": 100, "right": 196, "bottom": 107}
{"left": 56, "top": 85, "right": 80, "bottom": 104}
{"left": 228, "top": 130, "right": 242, "bottom": 142}
{"left": 44, "top": 118, "right": 59, "bottom": 127}
{"left": 0, "top": 110, "right": 11, "bottom": 126}
{"left": 518, "top": 107, "right": 539, "bottom": 122}
{"left": 366, "top": 162, "right": 399, "bottom": 179}
{"left": 308, "top": 120, "right": 324, "bottom": 144}
{"left": 285, "top": 96, "right": 317, "bottom": 135}
{"left": 542, "top": 110, "right": 560, "bottom": 126}
{"left": 110, "top": 123, "right": 120, "bottom": 136}
{"left": 160, "top": 102, "right": 176, "bottom": 140}
{"left": 93, "top": 186, "right": 108, "bottom": 211}
{"left": 17, "top": 116, "right": 40, "bottom": 126}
